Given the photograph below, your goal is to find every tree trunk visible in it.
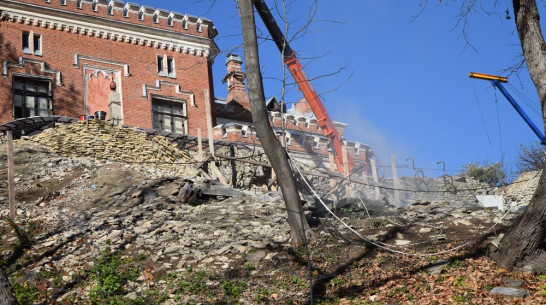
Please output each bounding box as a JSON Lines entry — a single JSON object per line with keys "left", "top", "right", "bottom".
{"left": 491, "top": 0, "right": 546, "bottom": 274}
{"left": 238, "top": 0, "right": 311, "bottom": 244}
{"left": 0, "top": 266, "right": 18, "bottom": 305}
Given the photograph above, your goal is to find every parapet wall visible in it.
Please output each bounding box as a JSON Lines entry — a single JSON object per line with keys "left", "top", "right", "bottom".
{"left": 10, "top": 0, "right": 215, "bottom": 39}
{"left": 212, "top": 122, "right": 370, "bottom": 167}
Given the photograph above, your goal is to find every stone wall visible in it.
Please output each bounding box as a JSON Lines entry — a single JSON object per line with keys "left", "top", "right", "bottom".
{"left": 506, "top": 170, "right": 541, "bottom": 206}
{"left": 20, "top": 120, "right": 190, "bottom": 169}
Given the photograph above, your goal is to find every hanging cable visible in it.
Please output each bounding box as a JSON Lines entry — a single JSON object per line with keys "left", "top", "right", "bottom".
{"left": 472, "top": 80, "right": 496, "bottom": 159}
{"left": 494, "top": 86, "right": 505, "bottom": 160}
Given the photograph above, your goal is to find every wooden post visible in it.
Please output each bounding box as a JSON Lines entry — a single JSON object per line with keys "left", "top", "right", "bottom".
{"left": 328, "top": 152, "right": 337, "bottom": 200}
{"left": 361, "top": 163, "right": 369, "bottom": 184}
{"left": 7, "top": 131, "right": 15, "bottom": 219}
{"left": 370, "top": 159, "right": 380, "bottom": 200}
{"left": 204, "top": 89, "right": 227, "bottom": 184}
{"left": 197, "top": 128, "right": 203, "bottom": 159}
{"left": 230, "top": 144, "right": 237, "bottom": 187}
{"left": 204, "top": 89, "right": 214, "bottom": 157}
{"left": 342, "top": 145, "right": 351, "bottom": 197}
{"left": 391, "top": 154, "right": 400, "bottom": 203}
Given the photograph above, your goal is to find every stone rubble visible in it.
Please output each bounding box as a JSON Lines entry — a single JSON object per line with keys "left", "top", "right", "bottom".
{"left": 0, "top": 124, "right": 540, "bottom": 303}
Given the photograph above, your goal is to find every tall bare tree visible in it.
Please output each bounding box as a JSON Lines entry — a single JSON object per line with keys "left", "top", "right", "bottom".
{"left": 489, "top": 0, "right": 546, "bottom": 274}
{"left": 238, "top": 0, "right": 311, "bottom": 244}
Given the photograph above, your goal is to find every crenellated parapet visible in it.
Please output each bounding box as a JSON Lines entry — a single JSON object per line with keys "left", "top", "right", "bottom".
{"left": 212, "top": 122, "right": 371, "bottom": 167}
{"left": 268, "top": 111, "right": 347, "bottom": 136}
{"left": 0, "top": 0, "right": 219, "bottom": 58}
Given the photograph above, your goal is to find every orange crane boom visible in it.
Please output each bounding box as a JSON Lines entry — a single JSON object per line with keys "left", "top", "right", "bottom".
{"left": 253, "top": 0, "right": 355, "bottom": 173}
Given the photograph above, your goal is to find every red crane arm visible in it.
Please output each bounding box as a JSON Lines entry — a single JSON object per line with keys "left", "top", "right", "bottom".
{"left": 253, "top": 0, "right": 354, "bottom": 173}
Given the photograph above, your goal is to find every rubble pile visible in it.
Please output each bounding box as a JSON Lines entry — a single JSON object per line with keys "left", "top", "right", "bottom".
{"left": 23, "top": 120, "right": 190, "bottom": 169}
{"left": 506, "top": 170, "right": 541, "bottom": 206}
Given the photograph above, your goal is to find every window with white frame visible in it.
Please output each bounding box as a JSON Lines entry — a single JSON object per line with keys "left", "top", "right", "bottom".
{"left": 138, "top": 10, "right": 144, "bottom": 20}
{"left": 157, "top": 55, "right": 175, "bottom": 78}
{"left": 168, "top": 16, "right": 173, "bottom": 26}
{"left": 123, "top": 7, "right": 128, "bottom": 17}
{"left": 152, "top": 98, "right": 187, "bottom": 134}
{"left": 76, "top": 0, "right": 82, "bottom": 9}
{"left": 92, "top": 1, "right": 97, "bottom": 11}
{"left": 22, "top": 31, "right": 42, "bottom": 56}
{"left": 107, "top": 3, "right": 113, "bottom": 15}
{"left": 60, "top": 0, "right": 66, "bottom": 5}
{"left": 12, "top": 76, "right": 52, "bottom": 118}
{"left": 153, "top": 14, "right": 159, "bottom": 23}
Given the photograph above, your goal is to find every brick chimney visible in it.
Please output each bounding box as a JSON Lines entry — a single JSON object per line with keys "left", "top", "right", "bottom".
{"left": 223, "top": 54, "right": 250, "bottom": 111}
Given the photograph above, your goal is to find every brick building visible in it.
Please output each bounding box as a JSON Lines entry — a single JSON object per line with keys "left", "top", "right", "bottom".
{"left": 214, "top": 54, "right": 372, "bottom": 169}
{"left": 0, "top": 0, "right": 218, "bottom": 135}
{"left": 0, "top": 0, "right": 371, "bottom": 171}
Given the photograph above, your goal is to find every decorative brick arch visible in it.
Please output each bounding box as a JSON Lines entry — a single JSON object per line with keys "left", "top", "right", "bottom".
{"left": 85, "top": 69, "right": 115, "bottom": 117}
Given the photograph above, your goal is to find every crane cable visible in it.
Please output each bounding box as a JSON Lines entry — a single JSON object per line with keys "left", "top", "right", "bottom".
{"left": 494, "top": 86, "right": 505, "bottom": 163}
{"left": 472, "top": 80, "right": 496, "bottom": 159}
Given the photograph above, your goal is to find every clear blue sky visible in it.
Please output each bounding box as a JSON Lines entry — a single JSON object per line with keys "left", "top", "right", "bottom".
{"left": 138, "top": 0, "right": 543, "bottom": 179}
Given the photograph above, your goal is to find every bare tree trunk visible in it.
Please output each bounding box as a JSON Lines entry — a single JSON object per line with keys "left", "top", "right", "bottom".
{"left": 0, "top": 267, "right": 18, "bottom": 305}
{"left": 238, "top": 0, "right": 311, "bottom": 244}
{"left": 491, "top": 0, "right": 546, "bottom": 274}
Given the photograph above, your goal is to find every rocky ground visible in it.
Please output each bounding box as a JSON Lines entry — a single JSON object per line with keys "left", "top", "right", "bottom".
{"left": 1, "top": 140, "right": 545, "bottom": 304}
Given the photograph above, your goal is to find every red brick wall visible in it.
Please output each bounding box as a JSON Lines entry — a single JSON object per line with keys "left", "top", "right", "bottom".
{"left": 0, "top": 0, "right": 215, "bottom": 135}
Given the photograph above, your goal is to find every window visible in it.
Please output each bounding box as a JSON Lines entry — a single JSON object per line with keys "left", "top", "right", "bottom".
{"left": 166, "top": 58, "right": 174, "bottom": 76}
{"left": 33, "top": 34, "right": 41, "bottom": 56}
{"left": 22, "top": 32, "right": 42, "bottom": 56}
{"left": 181, "top": 19, "right": 187, "bottom": 29}
{"left": 167, "top": 16, "right": 173, "bottom": 27}
{"left": 12, "top": 76, "right": 52, "bottom": 118}
{"left": 22, "top": 32, "right": 30, "bottom": 54}
{"left": 123, "top": 7, "right": 128, "bottom": 17}
{"left": 152, "top": 98, "right": 187, "bottom": 134}
{"left": 107, "top": 4, "right": 113, "bottom": 15}
{"left": 76, "top": 0, "right": 82, "bottom": 9}
{"left": 157, "top": 55, "right": 175, "bottom": 78}
{"left": 138, "top": 10, "right": 144, "bottom": 20}
{"left": 153, "top": 14, "right": 159, "bottom": 23}
{"left": 60, "top": 0, "right": 66, "bottom": 5}
{"left": 92, "top": 1, "right": 97, "bottom": 12}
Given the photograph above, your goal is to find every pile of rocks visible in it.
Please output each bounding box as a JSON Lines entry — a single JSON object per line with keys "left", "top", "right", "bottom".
{"left": 506, "top": 170, "right": 541, "bottom": 206}
{"left": 22, "top": 120, "right": 189, "bottom": 169}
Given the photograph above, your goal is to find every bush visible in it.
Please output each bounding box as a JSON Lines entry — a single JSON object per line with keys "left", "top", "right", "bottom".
{"left": 515, "top": 142, "right": 545, "bottom": 174}
{"left": 461, "top": 161, "right": 506, "bottom": 186}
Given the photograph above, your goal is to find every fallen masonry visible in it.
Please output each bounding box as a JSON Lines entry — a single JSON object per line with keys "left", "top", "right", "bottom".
{"left": 0, "top": 124, "right": 543, "bottom": 303}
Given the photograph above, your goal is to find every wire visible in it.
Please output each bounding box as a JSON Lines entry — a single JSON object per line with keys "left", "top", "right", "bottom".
{"left": 472, "top": 80, "right": 496, "bottom": 159}
{"left": 494, "top": 87, "right": 505, "bottom": 160}
{"left": 288, "top": 151, "right": 539, "bottom": 257}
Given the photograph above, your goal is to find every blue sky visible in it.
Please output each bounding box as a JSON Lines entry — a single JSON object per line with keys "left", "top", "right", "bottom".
{"left": 138, "top": 0, "right": 544, "bottom": 179}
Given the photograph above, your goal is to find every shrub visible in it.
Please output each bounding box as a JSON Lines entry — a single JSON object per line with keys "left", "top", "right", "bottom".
{"left": 461, "top": 161, "right": 506, "bottom": 186}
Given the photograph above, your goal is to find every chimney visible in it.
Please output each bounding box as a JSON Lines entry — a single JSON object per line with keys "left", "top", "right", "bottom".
{"left": 223, "top": 54, "right": 250, "bottom": 111}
